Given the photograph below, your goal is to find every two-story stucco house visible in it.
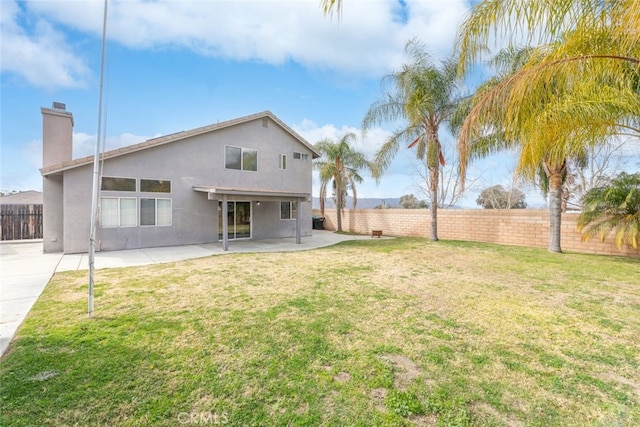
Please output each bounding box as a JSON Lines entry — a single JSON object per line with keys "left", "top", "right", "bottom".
{"left": 40, "top": 103, "right": 320, "bottom": 254}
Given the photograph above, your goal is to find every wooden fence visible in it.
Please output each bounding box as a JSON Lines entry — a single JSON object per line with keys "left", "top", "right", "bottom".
{"left": 0, "top": 204, "right": 43, "bottom": 240}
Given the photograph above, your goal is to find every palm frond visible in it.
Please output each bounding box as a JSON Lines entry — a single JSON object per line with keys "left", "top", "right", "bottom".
{"left": 578, "top": 172, "right": 640, "bottom": 249}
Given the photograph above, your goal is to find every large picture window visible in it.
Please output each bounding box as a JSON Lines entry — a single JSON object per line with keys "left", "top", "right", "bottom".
{"left": 100, "top": 197, "right": 136, "bottom": 228}
{"left": 225, "top": 146, "right": 258, "bottom": 171}
{"left": 141, "top": 198, "right": 172, "bottom": 226}
{"left": 280, "top": 201, "right": 298, "bottom": 220}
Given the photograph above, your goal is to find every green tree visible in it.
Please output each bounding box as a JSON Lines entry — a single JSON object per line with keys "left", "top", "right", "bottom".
{"left": 399, "top": 194, "right": 427, "bottom": 209}
{"left": 458, "top": 44, "right": 575, "bottom": 250}
{"left": 373, "top": 200, "right": 392, "bottom": 209}
{"left": 476, "top": 185, "right": 527, "bottom": 209}
{"left": 363, "top": 39, "right": 464, "bottom": 241}
{"left": 561, "top": 141, "right": 631, "bottom": 212}
{"left": 455, "top": 0, "right": 640, "bottom": 252}
{"left": 314, "top": 132, "right": 371, "bottom": 232}
{"left": 578, "top": 172, "right": 640, "bottom": 250}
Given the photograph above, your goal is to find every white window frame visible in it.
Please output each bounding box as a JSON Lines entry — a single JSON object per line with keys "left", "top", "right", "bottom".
{"left": 225, "top": 145, "right": 258, "bottom": 172}
{"left": 101, "top": 176, "right": 136, "bottom": 192}
{"left": 280, "top": 201, "right": 298, "bottom": 220}
{"left": 100, "top": 197, "right": 137, "bottom": 228}
{"left": 293, "top": 152, "right": 309, "bottom": 161}
{"left": 140, "top": 178, "right": 171, "bottom": 193}
{"left": 278, "top": 154, "right": 287, "bottom": 170}
{"left": 140, "top": 198, "right": 172, "bottom": 227}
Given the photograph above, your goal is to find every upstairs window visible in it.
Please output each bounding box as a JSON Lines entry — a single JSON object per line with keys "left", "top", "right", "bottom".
{"left": 101, "top": 177, "right": 136, "bottom": 192}
{"left": 293, "top": 152, "right": 309, "bottom": 161}
{"left": 225, "top": 146, "right": 258, "bottom": 171}
{"left": 278, "top": 154, "right": 287, "bottom": 170}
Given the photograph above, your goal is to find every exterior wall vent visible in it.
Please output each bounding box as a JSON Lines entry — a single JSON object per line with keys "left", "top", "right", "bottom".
{"left": 52, "top": 102, "right": 66, "bottom": 110}
{"left": 262, "top": 117, "right": 268, "bottom": 128}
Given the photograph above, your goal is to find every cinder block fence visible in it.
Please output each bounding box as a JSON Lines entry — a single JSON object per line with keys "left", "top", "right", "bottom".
{"left": 315, "top": 209, "right": 639, "bottom": 258}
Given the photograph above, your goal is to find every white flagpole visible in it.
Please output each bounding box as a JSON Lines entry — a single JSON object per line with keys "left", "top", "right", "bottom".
{"left": 89, "top": 0, "right": 109, "bottom": 317}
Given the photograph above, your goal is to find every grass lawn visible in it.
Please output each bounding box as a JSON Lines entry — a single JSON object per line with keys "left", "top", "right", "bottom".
{"left": 1, "top": 238, "right": 639, "bottom": 426}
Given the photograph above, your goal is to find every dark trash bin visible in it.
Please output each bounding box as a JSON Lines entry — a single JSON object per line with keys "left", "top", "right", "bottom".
{"left": 312, "top": 216, "right": 325, "bottom": 230}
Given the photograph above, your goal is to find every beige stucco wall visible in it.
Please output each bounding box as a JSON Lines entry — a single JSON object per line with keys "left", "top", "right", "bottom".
{"left": 43, "top": 114, "right": 315, "bottom": 253}
{"left": 316, "top": 208, "right": 640, "bottom": 258}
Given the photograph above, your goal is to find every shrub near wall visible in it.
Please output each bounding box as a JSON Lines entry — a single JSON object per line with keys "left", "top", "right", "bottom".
{"left": 315, "top": 209, "right": 640, "bottom": 258}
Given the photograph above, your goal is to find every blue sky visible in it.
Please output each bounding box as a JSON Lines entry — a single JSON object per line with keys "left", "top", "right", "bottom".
{"left": 2, "top": 0, "right": 638, "bottom": 207}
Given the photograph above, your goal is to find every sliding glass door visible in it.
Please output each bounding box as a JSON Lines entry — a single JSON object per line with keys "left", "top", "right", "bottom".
{"left": 218, "top": 201, "right": 251, "bottom": 240}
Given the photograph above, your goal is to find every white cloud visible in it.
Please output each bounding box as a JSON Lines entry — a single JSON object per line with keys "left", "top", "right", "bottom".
{"left": 295, "top": 120, "right": 379, "bottom": 155}
{"left": 0, "top": 138, "right": 43, "bottom": 191}
{"left": 0, "top": 0, "right": 91, "bottom": 88}
{"left": 73, "top": 131, "right": 158, "bottom": 158}
{"left": 295, "top": 117, "right": 424, "bottom": 198}
{"left": 20, "top": 0, "right": 470, "bottom": 83}
{"left": 295, "top": 115, "right": 555, "bottom": 205}
{"left": 23, "top": 138, "right": 43, "bottom": 170}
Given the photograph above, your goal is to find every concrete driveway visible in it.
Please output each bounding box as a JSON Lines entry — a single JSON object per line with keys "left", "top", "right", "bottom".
{"left": 0, "top": 241, "right": 62, "bottom": 357}
{"left": 0, "top": 231, "right": 378, "bottom": 358}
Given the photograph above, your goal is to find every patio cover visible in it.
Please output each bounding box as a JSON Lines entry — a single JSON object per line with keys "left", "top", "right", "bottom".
{"left": 193, "top": 186, "right": 310, "bottom": 250}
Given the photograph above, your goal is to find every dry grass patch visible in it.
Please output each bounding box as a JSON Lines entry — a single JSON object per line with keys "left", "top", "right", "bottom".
{"left": 1, "top": 238, "right": 639, "bottom": 426}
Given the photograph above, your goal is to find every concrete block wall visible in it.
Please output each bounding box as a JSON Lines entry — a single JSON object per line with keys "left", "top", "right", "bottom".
{"left": 315, "top": 208, "right": 639, "bottom": 258}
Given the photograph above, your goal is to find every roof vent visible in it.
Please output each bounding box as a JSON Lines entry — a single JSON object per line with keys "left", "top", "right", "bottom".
{"left": 52, "top": 102, "right": 66, "bottom": 110}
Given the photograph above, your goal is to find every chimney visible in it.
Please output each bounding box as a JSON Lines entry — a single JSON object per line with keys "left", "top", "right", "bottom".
{"left": 42, "top": 102, "right": 73, "bottom": 169}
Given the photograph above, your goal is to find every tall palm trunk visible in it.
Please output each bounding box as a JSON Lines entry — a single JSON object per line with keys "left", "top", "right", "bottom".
{"left": 335, "top": 158, "right": 343, "bottom": 232}
{"left": 429, "top": 165, "right": 439, "bottom": 241}
{"left": 336, "top": 198, "right": 343, "bottom": 232}
{"left": 544, "top": 160, "right": 566, "bottom": 253}
{"left": 427, "top": 131, "right": 440, "bottom": 241}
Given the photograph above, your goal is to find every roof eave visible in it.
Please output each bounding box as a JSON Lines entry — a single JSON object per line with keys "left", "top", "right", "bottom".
{"left": 41, "top": 111, "right": 319, "bottom": 175}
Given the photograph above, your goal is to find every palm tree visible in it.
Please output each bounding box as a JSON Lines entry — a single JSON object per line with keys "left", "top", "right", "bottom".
{"left": 314, "top": 132, "right": 371, "bottom": 232}
{"left": 578, "top": 172, "right": 640, "bottom": 249}
{"left": 457, "top": 45, "right": 573, "bottom": 251}
{"left": 455, "top": 0, "right": 640, "bottom": 252}
{"left": 363, "top": 39, "right": 464, "bottom": 241}
{"left": 320, "top": 0, "right": 342, "bottom": 16}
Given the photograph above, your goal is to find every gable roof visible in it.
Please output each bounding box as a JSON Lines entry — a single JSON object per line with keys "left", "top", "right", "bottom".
{"left": 41, "top": 111, "right": 320, "bottom": 176}
{"left": 0, "top": 190, "right": 43, "bottom": 205}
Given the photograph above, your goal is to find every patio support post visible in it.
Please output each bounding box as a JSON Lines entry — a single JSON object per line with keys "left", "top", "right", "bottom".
{"left": 296, "top": 197, "right": 302, "bottom": 244}
{"left": 222, "top": 194, "right": 229, "bottom": 251}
